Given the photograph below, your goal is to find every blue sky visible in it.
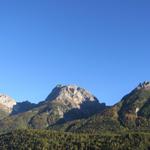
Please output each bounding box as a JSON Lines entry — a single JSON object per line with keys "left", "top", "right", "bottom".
{"left": 0, "top": 0, "right": 150, "bottom": 105}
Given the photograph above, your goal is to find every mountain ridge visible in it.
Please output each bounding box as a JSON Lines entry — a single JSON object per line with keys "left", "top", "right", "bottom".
{"left": 0, "top": 82, "right": 149, "bottom": 134}
{"left": 0, "top": 84, "right": 106, "bottom": 132}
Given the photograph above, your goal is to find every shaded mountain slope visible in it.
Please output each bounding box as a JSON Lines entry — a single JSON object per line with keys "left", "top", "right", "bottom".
{"left": 12, "top": 101, "right": 36, "bottom": 115}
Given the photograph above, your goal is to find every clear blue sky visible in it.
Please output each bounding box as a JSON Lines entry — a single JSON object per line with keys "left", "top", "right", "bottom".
{"left": 0, "top": 0, "right": 150, "bottom": 105}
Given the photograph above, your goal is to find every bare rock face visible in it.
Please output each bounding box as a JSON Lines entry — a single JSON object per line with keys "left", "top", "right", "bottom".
{"left": 0, "top": 94, "right": 16, "bottom": 113}
{"left": 46, "top": 84, "right": 99, "bottom": 109}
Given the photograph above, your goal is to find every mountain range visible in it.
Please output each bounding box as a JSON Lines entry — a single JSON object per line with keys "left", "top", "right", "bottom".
{"left": 0, "top": 82, "right": 150, "bottom": 134}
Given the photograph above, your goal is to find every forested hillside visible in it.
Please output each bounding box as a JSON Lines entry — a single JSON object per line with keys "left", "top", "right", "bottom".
{"left": 0, "top": 129, "right": 150, "bottom": 150}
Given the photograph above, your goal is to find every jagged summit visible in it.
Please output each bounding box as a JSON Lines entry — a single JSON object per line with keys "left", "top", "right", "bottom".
{"left": 45, "top": 84, "right": 98, "bottom": 108}
{"left": 136, "top": 81, "right": 150, "bottom": 90}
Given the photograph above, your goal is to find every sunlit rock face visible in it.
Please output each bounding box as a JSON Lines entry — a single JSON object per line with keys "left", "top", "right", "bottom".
{"left": 0, "top": 94, "right": 16, "bottom": 113}
{"left": 45, "top": 84, "right": 98, "bottom": 109}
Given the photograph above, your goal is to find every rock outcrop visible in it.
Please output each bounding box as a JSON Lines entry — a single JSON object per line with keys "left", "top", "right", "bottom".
{"left": 0, "top": 94, "right": 16, "bottom": 113}
{"left": 44, "top": 84, "right": 105, "bottom": 123}
{"left": 136, "top": 81, "right": 150, "bottom": 90}
{"left": 46, "top": 84, "right": 99, "bottom": 109}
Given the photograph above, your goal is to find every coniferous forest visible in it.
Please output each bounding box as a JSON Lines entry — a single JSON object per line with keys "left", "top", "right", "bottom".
{"left": 0, "top": 129, "right": 150, "bottom": 150}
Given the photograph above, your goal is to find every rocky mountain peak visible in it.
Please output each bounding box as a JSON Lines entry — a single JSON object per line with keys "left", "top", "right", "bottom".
{"left": 0, "top": 94, "right": 16, "bottom": 113}
{"left": 45, "top": 84, "right": 98, "bottom": 108}
{"left": 40, "top": 84, "right": 105, "bottom": 125}
{"left": 136, "top": 81, "right": 150, "bottom": 90}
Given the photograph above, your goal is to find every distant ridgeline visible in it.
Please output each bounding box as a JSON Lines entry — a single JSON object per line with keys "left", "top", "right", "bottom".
{"left": 0, "top": 82, "right": 150, "bottom": 149}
